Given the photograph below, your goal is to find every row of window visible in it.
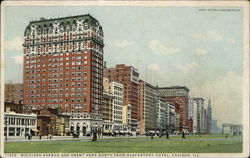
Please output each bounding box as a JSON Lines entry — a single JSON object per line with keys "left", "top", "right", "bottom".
{"left": 26, "top": 60, "right": 89, "bottom": 69}
{"left": 25, "top": 92, "right": 85, "bottom": 99}
{"left": 26, "top": 98, "right": 87, "bottom": 104}
{"left": 26, "top": 76, "right": 87, "bottom": 84}
{"left": 25, "top": 87, "right": 85, "bottom": 94}
{"left": 26, "top": 55, "right": 88, "bottom": 64}
{"left": 26, "top": 71, "right": 88, "bottom": 79}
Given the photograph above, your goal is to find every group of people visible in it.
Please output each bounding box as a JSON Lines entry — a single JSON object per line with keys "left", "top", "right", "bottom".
{"left": 150, "top": 132, "right": 186, "bottom": 140}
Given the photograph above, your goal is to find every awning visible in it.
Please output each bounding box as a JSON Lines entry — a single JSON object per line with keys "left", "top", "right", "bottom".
{"left": 31, "top": 128, "right": 39, "bottom": 132}
{"left": 103, "top": 130, "right": 111, "bottom": 133}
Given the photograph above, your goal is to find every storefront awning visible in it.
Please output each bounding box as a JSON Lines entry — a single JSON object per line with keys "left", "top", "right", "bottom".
{"left": 31, "top": 128, "right": 38, "bottom": 132}
{"left": 103, "top": 130, "right": 112, "bottom": 133}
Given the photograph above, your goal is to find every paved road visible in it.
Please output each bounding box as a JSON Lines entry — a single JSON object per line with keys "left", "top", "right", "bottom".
{"left": 5, "top": 136, "right": 242, "bottom": 143}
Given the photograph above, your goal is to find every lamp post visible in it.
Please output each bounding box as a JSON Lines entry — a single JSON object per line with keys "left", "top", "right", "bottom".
{"left": 5, "top": 119, "right": 8, "bottom": 141}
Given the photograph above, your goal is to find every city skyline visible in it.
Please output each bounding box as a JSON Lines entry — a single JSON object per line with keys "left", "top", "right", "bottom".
{"left": 3, "top": 6, "right": 244, "bottom": 126}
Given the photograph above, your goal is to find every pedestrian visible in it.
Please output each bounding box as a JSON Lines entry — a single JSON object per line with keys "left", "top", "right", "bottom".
{"left": 151, "top": 134, "right": 154, "bottom": 140}
{"left": 166, "top": 132, "right": 169, "bottom": 139}
{"left": 39, "top": 135, "right": 42, "bottom": 140}
{"left": 182, "top": 131, "right": 185, "bottom": 139}
{"left": 159, "top": 133, "right": 161, "bottom": 138}
{"left": 49, "top": 136, "right": 52, "bottom": 140}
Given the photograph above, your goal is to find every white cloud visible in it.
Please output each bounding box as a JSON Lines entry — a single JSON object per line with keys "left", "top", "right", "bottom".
{"left": 194, "top": 48, "right": 207, "bottom": 56}
{"left": 191, "top": 72, "right": 242, "bottom": 126}
{"left": 147, "top": 63, "right": 160, "bottom": 71}
{"left": 149, "top": 40, "right": 181, "bottom": 56}
{"left": 227, "top": 38, "right": 236, "bottom": 44}
{"left": 176, "top": 62, "right": 198, "bottom": 73}
{"left": 5, "top": 36, "right": 23, "bottom": 51}
{"left": 115, "top": 40, "right": 133, "bottom": 47}
{"left": 11, "top": 55, "right": 23, "bottom": 64}
{"left": 189, "top": 30, "right": 223, "bottom": 42}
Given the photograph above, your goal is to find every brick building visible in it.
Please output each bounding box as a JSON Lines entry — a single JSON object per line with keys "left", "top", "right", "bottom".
{"left": 157, "top": 86, "right": 189, "bottom": 132}
{"left": 5, "top": 83, "right": 23, "bottom": 104}
{"left": 138, "top": 80, "right": 157, "bottom": 134}
{"left": 23, "top": 14, "right": 104, "bottom": 135}
{"left": 104, "top": 64, "right": 139, "bottom": 131}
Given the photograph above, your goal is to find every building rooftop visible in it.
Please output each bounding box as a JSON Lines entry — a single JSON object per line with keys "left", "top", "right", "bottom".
{"left": 24, "top": 14, "right": 102, "bottom": 36}
{"left": 157, "top": 86, "right": 189, "bottom": 91}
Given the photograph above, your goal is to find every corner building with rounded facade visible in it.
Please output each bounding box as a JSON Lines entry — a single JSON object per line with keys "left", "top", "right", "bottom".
{"left": 23, "top": 14, "right": 104, "bottom": 135}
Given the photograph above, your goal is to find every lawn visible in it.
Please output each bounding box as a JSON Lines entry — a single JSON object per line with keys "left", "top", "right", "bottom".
{"left": 4, "top": 135, "right": 242, "bottom": 153}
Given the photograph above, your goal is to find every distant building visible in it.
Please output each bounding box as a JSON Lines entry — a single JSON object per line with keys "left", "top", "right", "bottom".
{"left": 4, "top": 102, "right": 24, "bottom": 114}
{"left": 157, "top": 86, "right": 189, "bottom": 132}
{"left": 5, "top": 83, "right": 23, "bottom": 104}
{"left": 207, "top": 99, "right": 212, "bottom": 133}
{"left": 211, "top": 120, "right": 221, "bottom": 134}
{"left": 168, "top": 102, "right": 177, "bottom": 133}
{"left": 103, "top": 77, "right": 124, "bottom": 132}
{"left": 102, "top": 91, "right": 114, "bottom": 135}
{"left": 222, "top": 123, "right": 242, "bottom": 135}
{"left": 193, "top": 98, "right": 204, "bottom": 134}
{"left": 156, "top": 97, "right": 168, "bottom": 133}
{"left": 122, "top": 104, "right": 132, "bottom": 133}
{"left": 188, "top": 98, "right": 198, "bottom": 133}
{"left": 4, "top": 112, "right": 37, "bottom": 138}
{"left": 104, "top": 64, "right": 139, "bottom": 132}
{"left": 138, "top": 80, "right": 157, "bottom": 134}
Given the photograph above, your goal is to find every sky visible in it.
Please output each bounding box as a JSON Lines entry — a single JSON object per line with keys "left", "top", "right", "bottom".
{"left": 3, "top": 5, "right": 244, "bottom": 127}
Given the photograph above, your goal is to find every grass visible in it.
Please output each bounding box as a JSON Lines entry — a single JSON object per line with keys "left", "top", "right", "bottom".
{"left": 4, "top": 134, "right": 243, "bottom": 153}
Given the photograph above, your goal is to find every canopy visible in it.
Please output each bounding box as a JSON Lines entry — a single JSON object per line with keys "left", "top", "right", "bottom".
{"left": 31, "top": 128, "right": 39, "bottom": 132}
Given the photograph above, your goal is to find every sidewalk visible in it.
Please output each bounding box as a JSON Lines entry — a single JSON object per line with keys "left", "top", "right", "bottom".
{"left": 5, "top": 135, "right": 148, "bottom": 142}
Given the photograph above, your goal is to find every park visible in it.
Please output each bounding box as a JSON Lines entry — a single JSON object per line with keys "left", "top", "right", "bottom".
{"left": 4, "top": 134, "right": 242, "bottom": 153}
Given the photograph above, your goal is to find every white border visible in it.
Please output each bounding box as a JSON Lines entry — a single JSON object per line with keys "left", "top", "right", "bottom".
{"left": 1, "top": 1, "right": 249, "bottom": 158}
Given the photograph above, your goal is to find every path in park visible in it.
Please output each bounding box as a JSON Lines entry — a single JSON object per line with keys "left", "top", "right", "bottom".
{"left": 5, "top": 136, "right": 242, "bottom": 143}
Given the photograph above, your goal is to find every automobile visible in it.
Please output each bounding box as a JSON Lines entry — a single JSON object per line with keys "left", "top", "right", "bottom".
{"left": 72, "top": 133, "right": 79, "bottom": 139}
{"left": 86, "top": 133, "right": 91, "bottom": 137}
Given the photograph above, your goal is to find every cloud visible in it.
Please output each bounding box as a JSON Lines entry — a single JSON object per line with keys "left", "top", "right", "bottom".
{"left": 194, "top": 48, "right": 207, "bottom": 56}
{"left": 147, "top": 63, "right": 160, "bottom": 71}
{"left": 176, "top": 62, "right": 198, "bottom": 73}
{"left": 11, "top": 55, "right": 23, "bottom": 64}
{"left": 115, "top": 40, "right": 133, "bottom": 47}
{"left": 189, "top": 30, "right": 223, "bottom": 42}
{"left": 191, "top": 72, "right": 242, "bottom": 126}
{"left": 227, "top": 38, "right": 236, "bottom": 44}
{"left": 5, "top": 36, "right": 23, "bottom": 51}
{"left": 149, "top": 40, "right": 181, "bottom": 56}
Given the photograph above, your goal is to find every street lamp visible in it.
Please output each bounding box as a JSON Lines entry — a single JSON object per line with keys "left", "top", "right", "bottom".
{"left": 5, "top": 119, "right": 8, "bottom": 141}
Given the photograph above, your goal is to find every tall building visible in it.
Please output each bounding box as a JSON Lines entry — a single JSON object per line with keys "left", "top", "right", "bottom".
{"left": 157, "top": 86, "right": 189, "bottom": 132}
{"left": 122, "top": 104, "right": 132, "bottom": 133}
{"left": 23, "top": 14, "right": 104, "bottom": 135}
{"left": 104, "top": 64, "right": 139, "bottom": 131}
{"left": 103, "top": 77, "right": 124, "bottom": 131}
{"left": 188, "top": 98, "right": 198, "bottom": 133}
{"left": 5, "top": 83, "right": 23, "bottom": 104}
{"left": 156, "top": 97, "right": 168, "bottom": 133}
{"left": 193, "top": 98, "right": 204, "bottom": 134}
{"left": 102, "top": 91, "right": 114, "bottom": 134}
{"left": 207, "top": 99, "right": 212, "bottom": 133}
{"left": 168, "top": 102, "right": 177, "bottom": 133}
{"left": 138, "top": 80, "right": 157, "bottom": 134}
